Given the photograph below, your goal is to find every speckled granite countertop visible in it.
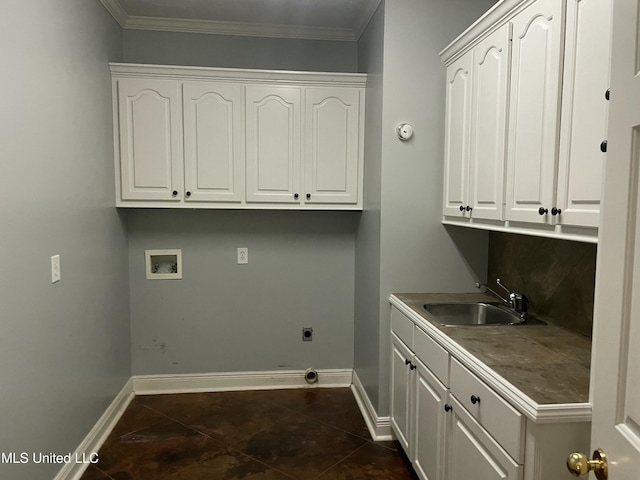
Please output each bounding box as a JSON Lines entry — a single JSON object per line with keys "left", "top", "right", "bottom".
{"left": 390, "top": 293, "right": 591, "bottom": 418}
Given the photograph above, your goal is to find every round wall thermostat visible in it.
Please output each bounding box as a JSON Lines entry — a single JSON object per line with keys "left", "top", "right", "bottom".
{"left": 397, "top": 123, "right": 414, "bottom": 141}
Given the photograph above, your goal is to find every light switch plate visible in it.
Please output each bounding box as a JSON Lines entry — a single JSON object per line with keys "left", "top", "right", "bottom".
{"left": 51, "top": 255, "right": 61, "bottom": 283}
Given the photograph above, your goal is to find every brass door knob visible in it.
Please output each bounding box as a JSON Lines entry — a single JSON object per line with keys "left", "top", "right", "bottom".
{"left": 567, "top": 449, "right": 608, "bottom": 480}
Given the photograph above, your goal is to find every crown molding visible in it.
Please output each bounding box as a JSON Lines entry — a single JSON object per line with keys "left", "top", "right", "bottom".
{"left": 99, "top": 0, "right": 360, "bottom": 41}
{"left": 99, "top": 0, "right": 127, "bottom": 27}
{"left": 124, "top": 15, "right": 356, "bottom": 41}
{"left": 353, "top": 0, "right": 382, "bottom": 40}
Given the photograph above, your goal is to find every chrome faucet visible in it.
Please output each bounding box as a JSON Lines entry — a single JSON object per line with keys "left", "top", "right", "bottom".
{"left": 476, "top": 278, "right": 528, "bottom": 316}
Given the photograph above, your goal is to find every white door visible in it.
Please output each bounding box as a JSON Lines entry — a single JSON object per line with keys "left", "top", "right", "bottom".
{"left": 304, "top": 87, "right": 361, "bottom": 205}
{"left": 468, "top": 22, "right": 511, "bottom": 221}
{"left": 443, "top": 52, "right": 473, "bottom": 218}
{"left": 583, "top": 0, "right": 640, "bottom": 477}
{"left": 556, "top": 0, "right": 612, "bottom": 228}
{"left": 245, "top": 85, "right": 301, "bottom": 204}
{"left": 182, "top": 82, "right": 244, "bottom": 203}
{"left": 505, "top": 0, "right": 564, "bottom": 224}
{"left": 117, "top": 79, "right": 182, "bottom": 201}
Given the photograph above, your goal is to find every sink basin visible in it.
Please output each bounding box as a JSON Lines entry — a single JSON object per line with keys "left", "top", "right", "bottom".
{"left": 422, "top": 302, "right": 545, "bottom": 326}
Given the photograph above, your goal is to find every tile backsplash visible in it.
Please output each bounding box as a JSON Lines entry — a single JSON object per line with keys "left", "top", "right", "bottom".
{"left": 487, "top": 232, "right": 597, "bottom": 338}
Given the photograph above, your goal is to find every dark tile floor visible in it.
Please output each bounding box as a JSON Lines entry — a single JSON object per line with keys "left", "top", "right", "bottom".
{"left": 80, "top": 387, "right": 418, "bottom": 480}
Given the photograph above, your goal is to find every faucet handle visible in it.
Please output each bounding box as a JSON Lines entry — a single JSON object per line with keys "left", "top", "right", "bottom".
{"left": 496, "top": 278, "right": 512, "bottom": 294}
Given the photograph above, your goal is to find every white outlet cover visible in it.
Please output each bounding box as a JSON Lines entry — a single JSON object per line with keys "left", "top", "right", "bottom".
{"left": 51, "top": 255, "right": 61, "bottom": 283}
{"left": 237, "top": 247, "right": 248, "bottom": 264}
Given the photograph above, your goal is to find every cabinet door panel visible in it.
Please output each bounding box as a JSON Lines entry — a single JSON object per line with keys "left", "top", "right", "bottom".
{"left": 468, "top": 23, "right": 511, "bottom": 221}
{"left": 413, "top": 358, "right": 448, "bottom": 480}
{"left": 505, "top": 0, "right": 564, "bottom": 223}
{"left": 443, "top": 53, "right": 473, "bottom": 217}
{"left": 304, "top": 88, "right": 361, "bottom": 205}
{"left": 118, "top": 79, "right": 181, "bottom": 201}
{"left": 447, "top": 397, "right": 522, "bottom": 480}
{"left": 390, "top": 333, "right": 413, "bottom": 454}
{"left": 183, "top": 83, "right": 244, "bottom": 203}
{"left": 556, "top": 0, "right": 612, "bottom": 227}
{"left": 246, "top": 86, "right": 301, "bottom": 203}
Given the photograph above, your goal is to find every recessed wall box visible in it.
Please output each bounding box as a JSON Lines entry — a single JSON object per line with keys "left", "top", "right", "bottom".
{"left": 145, "top": 249, "right": 182, "bottom": 280}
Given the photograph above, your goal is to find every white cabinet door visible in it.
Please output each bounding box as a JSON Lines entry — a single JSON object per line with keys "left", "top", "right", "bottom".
{"left": 446, "top": 397, "right": 523, "bottom": 480}
{"left": 304, "top": 88, "right": 361, "bottom": 205}
{"left": 468, "top": 23, "right": 511, "bottom": 221}
{"left": 182, "top": 82, "right": 244, "bottom": 203}
{"left": 117, "top": 79, "right": 182, "bottom": 201}
{"left": 412, "top": 357, "right": 448, "bottom": 480}
{"left": 390, "top": 333, "right": 414, "bottom": 454}
{"left": 555, "top": 0, "right": 612, "bottom": 227}
{"left": 505, "top": 0, "right": 565, "bottom": 223}
{"left": 245, "top": 86, "right": 301, "bottom": 204}
{"left": 443, "top": 52, "right": 473, "bottom": 217}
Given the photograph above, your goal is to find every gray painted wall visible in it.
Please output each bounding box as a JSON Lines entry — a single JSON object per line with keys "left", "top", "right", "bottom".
{"left": 355, "top": 0, "right": 496, "bottom": 416}
{"left": 354, "top": 1, "right": 385, "bottom": 411}
{"left": 123, "top": 30, "right": 358, "bottom": 72}
{"left": 0, "top": 2, "right": 130, "bottom": 479}
{"left": 126, "top": 210, "right": 357, "bottom": 374}
{"left": 122, "top": 32, "right": 360, "bottom": 375}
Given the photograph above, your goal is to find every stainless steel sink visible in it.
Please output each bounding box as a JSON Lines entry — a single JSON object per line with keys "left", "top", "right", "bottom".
{"left": 422, "top": 302, "right": 546, "bottom": 326}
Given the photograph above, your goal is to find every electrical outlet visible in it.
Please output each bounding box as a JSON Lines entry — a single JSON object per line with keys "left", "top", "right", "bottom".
{"left": 51, "top": 255, "right": 61, "bottom": 283}
{"left": 237, "top": 247, "right": 248, "bottom": 264}
{"left": 302, "top": 327, "right": 313, "bottom": 341}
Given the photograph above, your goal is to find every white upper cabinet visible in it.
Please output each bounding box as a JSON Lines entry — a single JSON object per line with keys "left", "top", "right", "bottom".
{"left": 245, "top": 86, "right": 302, "bottom": 204}
{"left": 443, "top": 53, "right": 473, "bottom": 217}
{"left": 556, "top": 0, "right": 612, "bottom": 228}
{"left": 304, "top": 87, "right": 362, "bottom": 205}
{"left": 183, "top": 82, "right": 244, "bottom": 203}
{"left": 111, "top": 64, "right": 365, "bottom": 210}
{"left": 443, "top": 23, "right": 511, "bottom": 221}
{"left": 116, "top": 78, "right": 182, "bottom": 202}
{"left": 468, "top": 23, "right": 511, "bottom": 221}
{"left": 505, "top": 0, "right": 564, "bottom": 224}
{"left": 441, "top": 0, "right": 611, "bottom": 242}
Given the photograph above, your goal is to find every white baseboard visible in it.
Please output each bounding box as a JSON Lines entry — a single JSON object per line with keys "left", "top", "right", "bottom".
{"left": 351, "top": 371, "right": 393, "bottom": 441}
{"left": 132, "top": 368, "right": 353, "bottom": 395}
{"left": 54, "top": 378, "right": 134, "bottom": 480}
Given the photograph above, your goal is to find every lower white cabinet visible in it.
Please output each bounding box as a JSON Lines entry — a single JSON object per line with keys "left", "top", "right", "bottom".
{"left": 413, "top": 356, "right": 448, "bottom": 480}
{"left": 389, "top": 305, "right": 589, "bottom": 480}
{"left": 446, "top": 396, "right": 522, "bottom": 480}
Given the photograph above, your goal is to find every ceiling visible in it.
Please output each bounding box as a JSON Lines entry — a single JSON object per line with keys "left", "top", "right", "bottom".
{"left": 99, "top": 0, "right": 381, "bottom": 41}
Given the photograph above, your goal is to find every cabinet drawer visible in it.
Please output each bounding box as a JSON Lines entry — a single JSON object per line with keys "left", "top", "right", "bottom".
{"left": 391, "top": 307, "right": 414, "bottom": 350}
{"left": 450, "top": 357, "right": 525, "bottom": 463}
{"left": 414, "top": 326, "right": 449, "bottom": 386}
{"left": 447, "top": 395, "right": 523, "bottom": 480}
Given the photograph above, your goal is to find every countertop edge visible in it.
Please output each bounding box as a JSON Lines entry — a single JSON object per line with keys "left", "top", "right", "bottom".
{"left": 389, "top": 294, "right": 592, "bottom": 424}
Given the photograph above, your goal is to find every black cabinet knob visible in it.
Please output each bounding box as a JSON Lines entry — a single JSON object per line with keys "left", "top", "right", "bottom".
{"left": 172, "top": 190, "right": 178, "bottom": 196}
{"left": 306, "top": 193, "right": 311, "bottom": 199}
{"left": 410, "top": 363, "right": 417, "bottom": 370}
{"left": 605, "top": 88, "right": 610, "bottom": 101}
{"left": 551, "top": 207, "right": 562, "bottom": 216}
{"left": 470, "top": 395, "right": 480, "bottom": 405}
{"left": 444, "top": 404, "right": 453, "bottom": 412}
{"left": 459, "top": 205, "right": 465, "bottom": 212}
{"left": 600, "top": 140, "right": 608, "bottom": 153}
{"left": 465, "top": 205, "right": 472, "bottom": 212}
{"left": 405, "top": 359, "right": 411, "bottom": 365}
{"left": 294, "top": 193, "right": 299, "bottom": 199}
{"left": 538, "top": 207, "right": 548, "bottom": 215}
